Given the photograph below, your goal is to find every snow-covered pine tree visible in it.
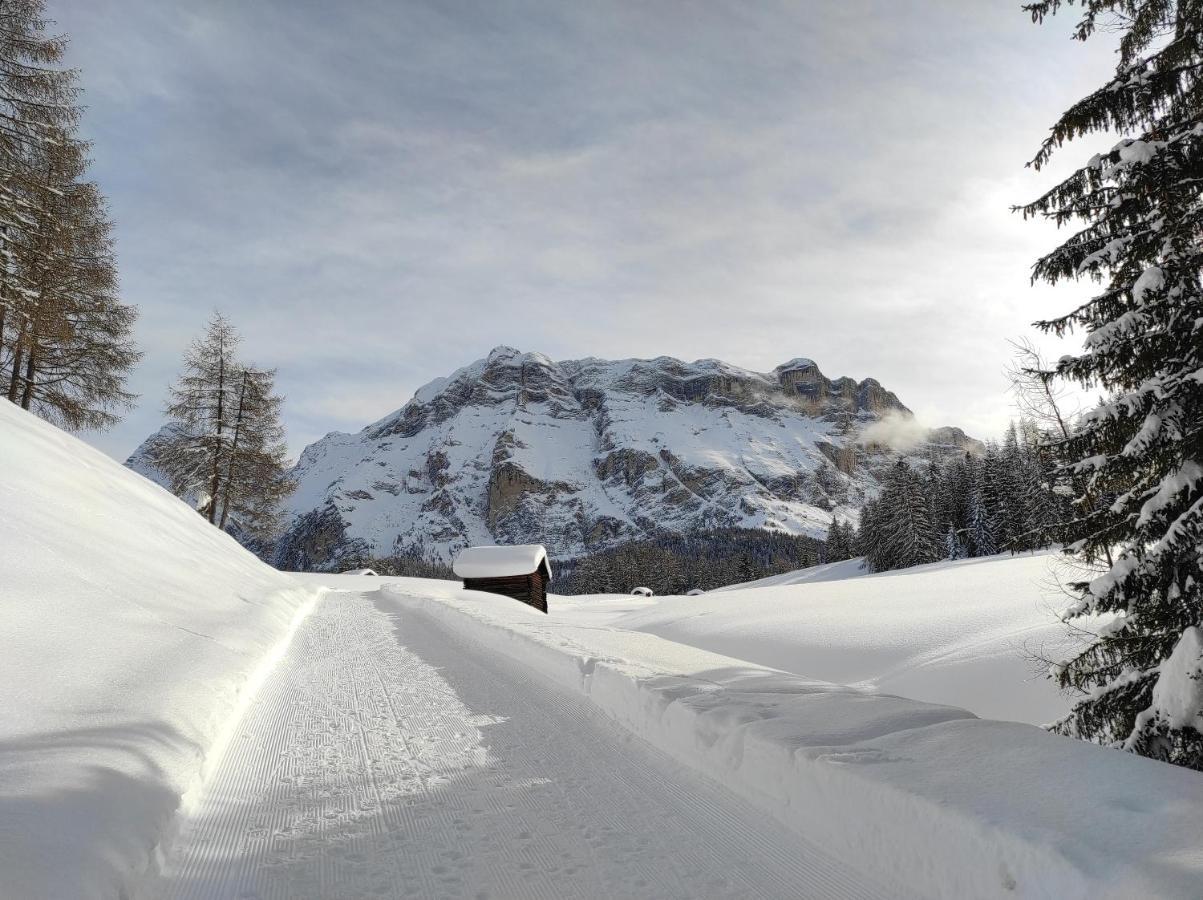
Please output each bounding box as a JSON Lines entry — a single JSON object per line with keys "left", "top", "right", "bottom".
{"left": 967, "top": 488, "right": 999, "bottom": 557}
{"left": 824, "top": 519, "right": 854, "bottom": 562}
{"left": 1021, "top": 0, "right": 1203, "bottom": 768}
{"left": 872, "top": 462, "right": 940, "bottom": 571}
{"left": 944, "top": 523, "right": 967, "bottom": 561}
{"left": 856, "top": 496, "right": 888, "bottom": 570}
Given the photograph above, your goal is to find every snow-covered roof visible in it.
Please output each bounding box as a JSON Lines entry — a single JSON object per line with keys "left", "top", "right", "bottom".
{"left": 342, "top": 568, "right": 377, "bottom": 576}
{"left": 630, "top": 586, "right": 654, "bottom": 596}
{"left": 453, "top": 545, "right": 552, "bottom": 580}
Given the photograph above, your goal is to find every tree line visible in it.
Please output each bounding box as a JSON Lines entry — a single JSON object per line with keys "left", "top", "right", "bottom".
{"left": 0, "top": 1, "right": 138, "bottom": 428}
{"left": 0, "top": 6, "right": 295, "bottom": 549}
{"left": 556, "top": 528, "right": 824, "bottom": 595}
{"left": 851, "top": 421, "right": 1068, "bottom": 573}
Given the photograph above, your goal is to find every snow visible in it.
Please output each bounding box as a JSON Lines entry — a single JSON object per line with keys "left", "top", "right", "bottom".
{"left": 0, "top": 401, "right": 323, "bottom": 899}
{"left": 1132, "top": 264, "right": 1165, "bottom": 302}
{"left": 1146, "top": 626, "right": 1203, "bottom": 733}
{"left": 452, "top": 543, "right": 551, "bottom": 579}
{"left": 387, "top": 578, "right": 1203, "bottom": 899}
{"left": 555, "top": 551, "right": 1090, "bottom": 725}
{"left": 9, "top": 388, "right": 1203, "bottom": 898}
{"left": 341, "top": 567, "right": 378, "bottom": 576}
{"left": 154, "top": 586, "right": 898, "bottom": 899}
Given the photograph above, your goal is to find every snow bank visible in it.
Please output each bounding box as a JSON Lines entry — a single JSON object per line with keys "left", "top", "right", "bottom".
{"left": 557, "top": 552, "right": 1085, "bottom": 725}
{"left": 0, "top": 402, "right": 322, "bottom": 899}
{"left": 385, "top": 582, "right": 1203, "bottom": 900}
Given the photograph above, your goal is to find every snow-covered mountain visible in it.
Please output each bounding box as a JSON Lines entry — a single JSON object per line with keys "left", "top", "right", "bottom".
{"left": 274, "top": 346, "right": 980, "bottom": 570}
{"left": 124, "top": 423, "right": 181, "bottom": 491}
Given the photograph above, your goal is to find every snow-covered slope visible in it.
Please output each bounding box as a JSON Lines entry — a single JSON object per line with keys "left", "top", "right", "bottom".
{"left": 554, "top": 551, "right": 1090, "bottom": 725}
{"left": 0, "top": 401, "right": 321, "bottom": 899}
{"left": 275, "top": 346, "right": 979, "bottom": 570}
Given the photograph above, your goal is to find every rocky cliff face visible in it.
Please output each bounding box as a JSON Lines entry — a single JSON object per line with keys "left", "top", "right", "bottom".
{"left": 273, "top": 347, "right": 979, "bottom": 571}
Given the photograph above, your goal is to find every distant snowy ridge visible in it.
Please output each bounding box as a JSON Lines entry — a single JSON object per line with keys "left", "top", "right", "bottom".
{"left": 387, "top": 581, "right": 1203, "bottom": 899}
{"left": 0, "top": 401, "right": 323, "bottom": 899}
{"left": 270, "top": 346, "right": 980, "bottom": 570}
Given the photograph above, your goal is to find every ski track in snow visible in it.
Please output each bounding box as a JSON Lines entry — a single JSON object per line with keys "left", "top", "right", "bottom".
{"left": 153, "top": 590, "right": 904, "bottom": 900}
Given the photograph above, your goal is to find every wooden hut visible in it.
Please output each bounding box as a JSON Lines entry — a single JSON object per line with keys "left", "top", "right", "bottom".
{"left": 453, "top": 544, "right": 552, "bottom": 613}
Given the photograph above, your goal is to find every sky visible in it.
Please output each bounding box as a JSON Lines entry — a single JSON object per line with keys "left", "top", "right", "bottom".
{"left": 53, "top": 0, "right": 1117, "bottom": 460}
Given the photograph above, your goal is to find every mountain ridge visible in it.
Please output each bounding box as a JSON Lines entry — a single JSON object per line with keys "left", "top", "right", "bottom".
{"left": 264, "top": 346, "right": 979, "bottom": 570}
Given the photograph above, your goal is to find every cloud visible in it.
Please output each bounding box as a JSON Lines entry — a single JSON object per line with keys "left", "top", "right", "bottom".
{"left": 53, "top": 0, "right": 1115, "bottom": 459}
{"left": 857, "top": 412, "right": 932, "bottom": 453}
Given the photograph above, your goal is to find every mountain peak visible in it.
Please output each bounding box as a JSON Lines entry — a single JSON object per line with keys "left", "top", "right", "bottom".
{"left": 272, "top": 348, "right": 973, "bottom": 570}
{"left": 486, "top": 344, "right": 523, "bottom": 363}
{"left": 774, "top": 357, "right": 819, "bottom": 373}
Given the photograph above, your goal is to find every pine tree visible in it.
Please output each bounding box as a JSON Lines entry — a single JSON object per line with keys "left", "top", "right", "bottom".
{"left": 944, "top": 523, "right": 967, "bottom": 561}
{"left": 967, "top": 488, "right": 999, "bottom": 557}
{"left": 824, "top": 519, "right": 855, "bottom": 562}
{"left": 1021, "top": 0, "right": 1203, "bottom": 768}
{"left": 152, "top": 313, "right": 293, "bottom": 539}
{"left": 885, "top": 462, "right": 941, "bottom": 569}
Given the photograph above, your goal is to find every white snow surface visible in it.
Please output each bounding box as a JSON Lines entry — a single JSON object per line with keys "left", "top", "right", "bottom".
{"left": 0, "top": 401, "right": 322, "bottom": 899}
{"left": 452, "top": 543, "right": 551, "bottom": 579}
{"left": 155, "top": 585, "right": 899, "bottom": 900}
{"left": 387, "top": 579, "right": 1203, "bottom": 899}
{"left": 555, "top": 551, "right": 1094, "bottom": 725}
{"left": 1147, "top": 626, "right": 1203, "bottom": 732}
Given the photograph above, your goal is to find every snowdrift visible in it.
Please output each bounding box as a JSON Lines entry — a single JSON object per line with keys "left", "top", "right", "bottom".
{"left": 386, "top": 582, "right": 1203, "bottom": 900}
{"left": 0, "top": 402, "right": 322, "bottom": 899}
{"left": 556, "top": 551, "right": 1085, "bottom": 725}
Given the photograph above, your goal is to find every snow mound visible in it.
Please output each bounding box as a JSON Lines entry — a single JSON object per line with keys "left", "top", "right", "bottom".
{"left": 0, "top": 401, "right": 322, "bottom": 899}
{"left": 386, "top": 580, "right": 1203, "bottom": 899}
{"left": 452, "top": 544, "right": 551, "bottom": 579}
{"left": 560, "top": 551, "right": 1087, "bottom": 725}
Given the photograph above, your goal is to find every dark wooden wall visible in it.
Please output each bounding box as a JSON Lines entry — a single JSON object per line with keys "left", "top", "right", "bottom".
{"left": 462, "top": 569, "right": 548, "bottom": 613}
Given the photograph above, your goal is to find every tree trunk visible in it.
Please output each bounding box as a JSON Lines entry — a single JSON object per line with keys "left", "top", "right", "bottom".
{"left": 207, "top": 351, "right": 225, "bottom": 524}
{"left": 19, "top": 342, "right": 35, "bottom": 409}
{"left": 7, "top": 322, "right": 27, "bottom": 402}
{"left": 218, "top": 371, "right": 248, "bottom": 531}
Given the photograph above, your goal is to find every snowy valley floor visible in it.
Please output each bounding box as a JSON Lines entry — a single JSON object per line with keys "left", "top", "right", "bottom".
{"left": 553, "top": 552, "right": 1092, "bottom": 726}
{"left": 9, "top": 402, "right": 1203, "bottom": 900}
{"left": 152, "top": 588, "right": 896, "bottom": 900}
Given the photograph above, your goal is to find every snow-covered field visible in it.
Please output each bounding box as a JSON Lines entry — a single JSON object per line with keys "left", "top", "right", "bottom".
{"left": 4, "top": 398, "right": 1203, "bottom": 899}
{"left": 0, "top": 403, "right": 323, "bottom": 898}
{"left": 393, "top": 581, "right": 1203, "bottom": 899}
{"left": 553, "top": 551, "right": 1089, "bottom": 725}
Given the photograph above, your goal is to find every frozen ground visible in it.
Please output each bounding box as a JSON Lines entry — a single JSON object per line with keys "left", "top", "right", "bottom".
{"left": 154, "top": 588, "right": 897, "bottom": 900}
{"left": 553, "top": 551, "right": 1090, "bottom": 725}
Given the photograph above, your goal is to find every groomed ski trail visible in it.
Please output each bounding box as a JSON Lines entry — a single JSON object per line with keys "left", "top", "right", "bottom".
{"left": 153, "top": 590, "right": 903, "bottom": 900}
